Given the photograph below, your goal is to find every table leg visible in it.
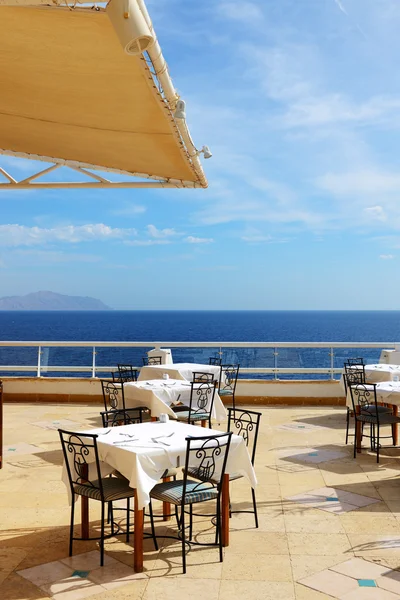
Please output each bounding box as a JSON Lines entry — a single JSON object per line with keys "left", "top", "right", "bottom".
{"left": 134, "top": 491, "right": 144, "bottom": 573}
{"left": 151, "top": 416, "right": 157, "bottom": 422}
{"left": 201, "top": 420, "right": 207, "bottom": 428}
{"left": 162, "top": 476, "right": 171, "bottom": 521}
{"left": 356, "top": 420, "right": 362, "bottom": 454}
{"left": 221, "top": 473, "right": 229, "bottom": 547}
{"left": 393, "top": 405, "right": 398, "bottom": 446}
{"left": 81, "top": 464, "right": 89, "bottom": 538}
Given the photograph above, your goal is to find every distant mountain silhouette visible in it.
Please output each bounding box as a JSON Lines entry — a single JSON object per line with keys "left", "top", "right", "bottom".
{"left": 0, "top": 291, "right": 112, "bottom": 311}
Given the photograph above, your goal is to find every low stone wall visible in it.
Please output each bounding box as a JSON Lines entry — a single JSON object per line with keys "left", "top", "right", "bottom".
{"left": 0, "top": 377, "right": 345, "bottom": 406}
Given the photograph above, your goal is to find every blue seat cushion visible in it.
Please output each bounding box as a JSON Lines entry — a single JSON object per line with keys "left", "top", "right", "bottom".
{"left": 176, "top": 411, "right": 209, "bottom": 421}
{"left": 150, "top": 479, "right": 218, "bottom": 505}
{"left": 73, "top": 477, "right": 135, "bottom": 502}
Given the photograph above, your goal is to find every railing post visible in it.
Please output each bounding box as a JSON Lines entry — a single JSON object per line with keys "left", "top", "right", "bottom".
{"left": 92, "top": 346, "right": 96, "bottom": 378}
{"left": 37, "top": 346, "right": 41, "bottom": 378}
{"left": 274, "top": 347, "right": 278, "bottom": 380}
{"left": 330, "top": 346, "right": 334, "bottom": 380}
{"left": 219, "top": 346, "right": 223, "bottom": 360}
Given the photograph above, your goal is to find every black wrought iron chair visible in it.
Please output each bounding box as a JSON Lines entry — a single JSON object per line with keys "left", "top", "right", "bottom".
{"left": 100, "top": 379, "right": 126, "bottom": 412}
{"left": 343, "top": 365, "right": 392, "bottom": 444}
{"left": 345, "top": 357, "right": 365, "bottom": 366}
{"left": 116, "top": 364, "right": 139, "bottom": 382}
{"left": 192, "top": 371, "right": 215, "bottom": 383}
{"left": 226, "top": 408, "right": 261, "bottom": 527}
{"left": 149, "top": 431, "right": 232, "bottom": 574}
{"left": 209, "top": 357, "right": 222, "bottom": 366}
{"left": 349, "top": 383, "right": 400, "bottom": 463}
{"left": 58, "top": 429, "right": 137, "bottom": 566}
{"left": 142, "top": 356, "right": 162, "bottom": 366}
{"left": 175, "top": 379, "right": 217, "bottom": 427}
{"left": 100, "top": 407, "right": 149, "bottom": 428}
{"left": 219, "top": 364, "right": 240, "bottom": 409}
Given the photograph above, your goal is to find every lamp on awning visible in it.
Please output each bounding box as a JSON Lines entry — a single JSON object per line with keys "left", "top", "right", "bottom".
{"left": 106, "top": 0, "right": 154, "bottom": 55}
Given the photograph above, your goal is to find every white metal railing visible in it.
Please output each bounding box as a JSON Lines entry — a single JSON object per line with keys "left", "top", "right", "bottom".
{"left": 0, "top": 340, "right": 394, "bottom": 379}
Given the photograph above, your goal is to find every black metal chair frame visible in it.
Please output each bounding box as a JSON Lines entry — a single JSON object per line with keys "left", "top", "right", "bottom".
{"left": 149, "top": 432, "right": 232, "bottom": 574}
{"left": 59, "top": 429, "right": 134, "bottom": 566}
{"left": 100, "top": 379, "right": 126, "bottom": 412}
{"left": 142, "top": 356, "right": 162, "bottom": 366}
{"left": 116, "top": 364, "right": 139, "bottom": 382}
{"left": 192, "top": 371, "right": 215, "bottom": 383}
{"left": 227, "top": 408, "right": 261, "bottom": 527}
{"left": 0, "top": 380, "right": 3, "bottom": 470}
{"left": 100, "top": 407, "right": 149, "bottom": 428}
{"left": 219, "top": 364, "right": 240, "bottom": 409}
{"left": 349, "top": 383, "right": 399, "bottom": 463}
{"left": 209, "top": 357, "right": 222, "bottom": 366}
{"left": 343, "top": 366, "right": 366, "bottom": 445}
{"left": 177, "top": 379, "right": 217, "bottom": 427}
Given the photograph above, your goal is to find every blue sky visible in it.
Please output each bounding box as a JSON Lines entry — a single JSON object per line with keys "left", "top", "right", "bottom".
{"left": 2, "top": 0, "right": 400, "bottom": 310}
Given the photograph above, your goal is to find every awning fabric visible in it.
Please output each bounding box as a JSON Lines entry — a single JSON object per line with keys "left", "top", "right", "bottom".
{"left": 0, "top": 3, "right": 207, "bottom": 187}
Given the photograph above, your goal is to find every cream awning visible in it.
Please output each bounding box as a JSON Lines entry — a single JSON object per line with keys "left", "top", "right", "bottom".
{"left": 0, "top": 0, "right": 208, "bottom": 189}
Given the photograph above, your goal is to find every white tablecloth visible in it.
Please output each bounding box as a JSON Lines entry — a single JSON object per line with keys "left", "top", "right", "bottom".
{"left": 138, "top": 362, "right": 221, "bottom": 383}
{"left": 346, "top": 381, "right": 400, "bottom": 408}
{"left": 123, "top": 379, "right": 227, "bottom": 422}
{"left": 62, "top": 421, "right": 257, "bottom": 509}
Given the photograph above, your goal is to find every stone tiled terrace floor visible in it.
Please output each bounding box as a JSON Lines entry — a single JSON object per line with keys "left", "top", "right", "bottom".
{"left": 3, "top": 404, "right": 400, "bottom": 599}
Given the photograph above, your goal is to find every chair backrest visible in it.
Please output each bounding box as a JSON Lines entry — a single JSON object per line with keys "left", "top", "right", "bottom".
{"left": 117, "top": 364, "right": 138, "bottom": 382}
{"left": 101, "top": 407, "right": 148, "bottom": 428}
{"left": 192, "top": 371, "right": 215, "bottom": 383}
{"left": 188, "top": 380, "right": 216, "bottom": 421}
{"left": 58, "top": 429, "right": 104, "bottom": 498}
{"left": 349, "top": 383, "right": 378, "bottom": 420}
{"left": 183, "top": 432, "right": 232, "bottom": 499}
{"left": 142, "top": 356, "right": 162, "bottom": 366}
{"left": 227, "top": 408, "right": 261, "bottom": 465}
{"left": 209, "top": 357, "right": 222, "bottom": 366}
{"left": 343, "top": 365, "right": 365, "bottom": 395}
{"left": 219, "top": 364, "right": 240, "bottom": 394}
{"left": 100, "top": 379, "right": 126, "bottom": 411}
{"left": 345, "top": 357, "right": 365, "bottom": 366}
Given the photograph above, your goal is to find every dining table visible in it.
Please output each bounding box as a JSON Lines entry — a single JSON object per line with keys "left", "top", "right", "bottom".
{"left": 123, "top": 378, "right": 227, "bottom": 421}
{"left": 63, "top": 421, "right": 257, "bottom": 572}
{"left": 138, "top": 362, "right": 222, "bottom": 383}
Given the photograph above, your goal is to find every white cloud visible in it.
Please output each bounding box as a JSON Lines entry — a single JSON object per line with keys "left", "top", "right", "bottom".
{"left": 241, "top": 234, "right": 272, "bottom": 243}
{"left": 364, "top": 206, "right": 387, "bottom": 221}
{"left": 125, "top": 239, "right": 171, "bottom": 246}
{"left": 0, "top": 223, "right": 136, "bottom": 246}
{"left": 111, "top": 204, "right": 146, "bottom": 216}
{"left": 380, "top": 254, "right": 395, "bottom": 260}
{"left": 185, "top": 236, "right": 214, "bottom": 244}
{"left": 316, "top": 170, "right": 400, "bottom": 196}
{"left": 9, "top": 249, "right": 101, "bottom": 264}
{"left": 218, "top": 1, "right": 264, "bottom": 23}
{"left": 147, "top": 224, "right": 179, "bottom": 238}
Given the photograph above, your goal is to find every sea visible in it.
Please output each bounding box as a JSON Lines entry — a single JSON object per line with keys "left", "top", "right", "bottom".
{"left": 1, "top": 310, "right": 400, "bottom": 379}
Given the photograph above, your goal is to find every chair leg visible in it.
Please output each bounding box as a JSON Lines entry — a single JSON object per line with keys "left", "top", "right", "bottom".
{"left": 69, "top": 494, "right": 75, "bottom": 557}
{"left": 100, "top": 503, "right": 105, "bottom": 567}
{"left": 251, "top": 488, "right": 259, "bottom": 529}
{"left": 181, "top": 504, "right": 186, "bottom": 574}
{"left": 126, "top": 498, "right": 130, "bottom": 543}
{"left": 189, "top": 504, "right": 193, "bottom": 541}
{"left": 110, "top": 503, "right": 115, "bottom": 536}
{"left": 345, "top": 408, "right": 350, "bottom": 444}
{"left": 377, "top": 426, "right": 380, "bottom": 464}
{"left": 148, "top": 500, "right": 158, "bottom": 551}
{"left": 174, "top": 504, "right": 180, "bottom": 528}
{"left": 353, "top": 421, "right": 357, "bottom": 458}
{"left": 392, "top": 423, "right": 396, "bottom": 446}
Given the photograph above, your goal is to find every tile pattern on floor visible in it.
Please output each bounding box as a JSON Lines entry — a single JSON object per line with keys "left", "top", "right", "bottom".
{"left": 286, "top": 486, "right": 381, "bottom": 513}
{"left": 277, "top": 447, "right": 348, "bottom": 464}
{"left": 17, "top": 551, "right": 140, "bottom": 599}
{"left": 4, "top": 442, "right": 44, "bottom": 456}
{"left": 276, "top": 422, "right": 328, "bottom": 432}
{"left": 299, "top": 557, "right": 400, "bottom": 599}
{"left": 30, "top": 419, "right": 82, "bottom": 431}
